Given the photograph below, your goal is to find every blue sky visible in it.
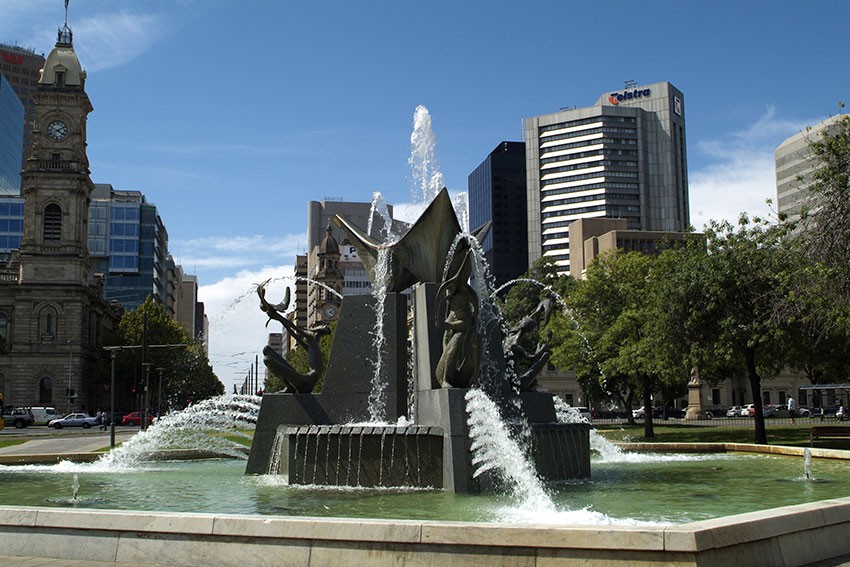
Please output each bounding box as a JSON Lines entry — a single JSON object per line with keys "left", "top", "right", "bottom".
{"left": 3, "top": 0, "right": 847, "bottom": 391}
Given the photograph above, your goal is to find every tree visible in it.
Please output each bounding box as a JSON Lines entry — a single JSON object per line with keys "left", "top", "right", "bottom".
{"left": 549, "top": 250, "right": 665, "bottom": 437}
{"left": 799, "top": 113, "right": 850, "bottom": 312}
{"left": 107, "top": 296, "right": 223, "bottom": 412}
{"left": 655, "top": 217, "right": 794, "bottom": 444}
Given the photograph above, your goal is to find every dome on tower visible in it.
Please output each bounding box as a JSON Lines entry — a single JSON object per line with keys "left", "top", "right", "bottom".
{"left": 318, "top": 224, "right": 340, "bottom": 255}
{"left": 39, "top": 26, "right": 86, "bottom": 87}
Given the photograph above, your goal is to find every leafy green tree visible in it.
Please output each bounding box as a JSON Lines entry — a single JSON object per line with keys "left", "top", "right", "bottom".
{"left": 108, "top": 296, "right": 223, "bottom": 412}
{"left": 549, "top": 250, "right": 664, "bottom": 437}
{"left": 798, "top": 113, "right": 850, "bottom": 311}
{"left": 655, "top": 217, "right": 794, "bottom": 444}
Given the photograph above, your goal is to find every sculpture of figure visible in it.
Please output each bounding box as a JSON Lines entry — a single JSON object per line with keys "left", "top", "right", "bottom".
{"left": 257, "top": 280, "right": 331, "bottom": 394}
{"left": 504, "top": 298, "right": 553, "bottom": 391}
{"left": 434, "top": 254, "right": 481, "bottom": 388}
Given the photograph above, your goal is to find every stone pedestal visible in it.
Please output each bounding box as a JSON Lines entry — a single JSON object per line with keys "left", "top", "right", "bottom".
{"left": 684, "top": 367, "right": 705, "bottom": 420}
{"left": 246, "top": 293, "right": 408, "bottom": 474}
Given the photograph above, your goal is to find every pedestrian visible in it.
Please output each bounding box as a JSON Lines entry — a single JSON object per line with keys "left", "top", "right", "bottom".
{"left": 787, "top": 397, "right": 797, "bottom": 425}
{"left": 95, "top": 409, "right": 104, "bottom": 430}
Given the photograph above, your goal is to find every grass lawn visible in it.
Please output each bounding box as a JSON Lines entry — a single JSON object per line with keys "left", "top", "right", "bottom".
{"left": 596, "top": 423, "right": 850, "bottom": 450}
{"left": 0, "top": 439, "right": 27, "bottom": 449}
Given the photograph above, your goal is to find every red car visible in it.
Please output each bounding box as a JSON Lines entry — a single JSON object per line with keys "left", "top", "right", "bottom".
{"left": 121, "top": 412, "right": 154, "bottom": 427}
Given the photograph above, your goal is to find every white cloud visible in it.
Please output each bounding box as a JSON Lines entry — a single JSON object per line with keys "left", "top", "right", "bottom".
{"left": 72, "top": 11, "right": 171, "bottom": 72}
{"left": 688, "top": 108, "right": 823, "bottom": 230}
{"left": 201, "top": 265, "right": 296, "bottom": 392}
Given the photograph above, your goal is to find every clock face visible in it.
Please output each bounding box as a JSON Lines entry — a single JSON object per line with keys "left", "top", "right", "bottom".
{"left": 47, "top": 120, "right": 68, "bottom": 141}
{"left": 323, "top": 305, "right": 337, "bottom": 318}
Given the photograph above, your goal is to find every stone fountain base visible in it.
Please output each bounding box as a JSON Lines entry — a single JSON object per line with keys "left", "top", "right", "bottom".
{"left": 254, "top": 388, "right": 591, "bottom": 492}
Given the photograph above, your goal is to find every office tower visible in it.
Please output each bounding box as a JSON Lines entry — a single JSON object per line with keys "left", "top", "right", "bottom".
{"left": 89, "top": 184, "right": 173, "bottom": 310}
{"left": 468, "top": 141, "right": 528, "bottom": 287}
{"left": 0, "top": 43, "right": 46, "bottom": 168}
{"left": 523, "top": 81, "right": 689, "bottom": 275}
{"left": 0, "top": 74, "right": 24, "bottom": 194}
{"left": 775, "top": 114, "right": 844, "bottom": 222}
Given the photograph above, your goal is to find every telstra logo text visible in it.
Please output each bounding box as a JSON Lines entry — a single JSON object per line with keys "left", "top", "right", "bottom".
{"left": 608, "top": 89, "right": 651, "bottom": 105}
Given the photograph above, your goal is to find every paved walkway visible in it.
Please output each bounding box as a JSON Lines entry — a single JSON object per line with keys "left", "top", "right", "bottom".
{"left": 0, "top": 431, "right": 135, "bottom": 455}
{"left": 0, "top": 555, "right": 151, "bottom": 567}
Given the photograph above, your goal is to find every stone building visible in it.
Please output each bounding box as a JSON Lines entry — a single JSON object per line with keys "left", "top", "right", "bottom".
{"left": 0, "top": 24, "right": 117, "bottom": 413}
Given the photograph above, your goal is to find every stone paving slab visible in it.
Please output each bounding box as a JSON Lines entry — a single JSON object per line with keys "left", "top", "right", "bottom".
{"left": 0, "top": 556, "right": 151, "bottom": 567}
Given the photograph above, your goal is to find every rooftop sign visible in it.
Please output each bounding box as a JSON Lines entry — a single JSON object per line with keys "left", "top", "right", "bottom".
{"left": 608, "top": 88, "right": 651, "bottom": 105}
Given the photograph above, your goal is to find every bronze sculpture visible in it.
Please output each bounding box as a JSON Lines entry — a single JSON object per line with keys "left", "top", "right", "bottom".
{"left": 257, "top": 280, "right": 330, "bottom": 393}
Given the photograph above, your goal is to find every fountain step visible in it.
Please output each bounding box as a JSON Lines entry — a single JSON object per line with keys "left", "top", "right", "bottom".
{"left": 272, "top": 425, "right": 443, "bottom": 488}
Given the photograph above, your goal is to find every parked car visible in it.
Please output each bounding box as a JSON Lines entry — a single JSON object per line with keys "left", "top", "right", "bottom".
{"left": 1, "top": 407, "right": 35, "bottom": 429}
{"left": 741, "top": 404, "right": 756, "bottom": 417}
{"left": 726, "top": 406, "right": 743, "bottom": 417}
{"left": 121, "top": 412, "right": 154, "bottom": 427}
{"left": 48, "top": 413, "right": 98, "bottom": 429}
{"left": 764, "top": 405, "right": 811, "bottom": 418}
{"left": 28, "top": 406, "right": 59, "bottom": 425}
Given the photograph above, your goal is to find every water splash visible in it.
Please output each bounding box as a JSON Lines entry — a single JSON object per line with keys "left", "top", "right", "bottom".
{"left": 367, "top": 247, "right": 392, "bottom": 423}
{"left": 803, "top": 447, "right": 814, "bottom": 480}
{"left": 409, "top": 105, "right": 444, "bottom": 204}
{"left": 452, "top": 192, "right": 469, "bottom": 233}
{"left": 71, "top": 473, "right": 80, "bottom": 502}
{"left": 465, "top": 389, "right": 554, "bottom": 513}
{"left": 97, "top": 395, "right": 260, "bottom": 470}
{"left": 368, "top": 192, "right": 397, "bottom": 240}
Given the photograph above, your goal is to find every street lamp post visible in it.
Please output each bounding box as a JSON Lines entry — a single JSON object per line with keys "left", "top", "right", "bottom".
{"left": 142, "top": 363, "right": 152, "bottom": 431}
{"left": 109, "top": 350, "right": 116, "bottom": 448}
{"left": 157, "top": 367, "right": 164, "bottom": 419}
{"left": 67, "top": 340, "right": 73, "bottom": 413}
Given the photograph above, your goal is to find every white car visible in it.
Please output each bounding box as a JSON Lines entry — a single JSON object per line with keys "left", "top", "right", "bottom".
{"left": 741, "top": 404, "right": 756, "bottom": 417}
{"left": 726, "top": 406, "right": 743, "bottom": 417}
{"left": 48, "top": 413, "right": 98, "bottom": 429}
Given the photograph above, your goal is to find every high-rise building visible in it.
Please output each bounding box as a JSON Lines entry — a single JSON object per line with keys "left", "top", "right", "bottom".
{"left": 468, "top": 141, "right": 528, "bottom": 287}
{"left": 89, "top": 184, "right": 173, "bottom": 310}
{"left": 775, "top": 114, "right": 845, "bottom": 222}
{"left": 0, "top": 73, "right": 24, "bottom": 194}
{"left": 523, "top": 81, "right": 689, "bottom": 275}
{"left": 0, "top": 43, "right": 46, "bottom": 169}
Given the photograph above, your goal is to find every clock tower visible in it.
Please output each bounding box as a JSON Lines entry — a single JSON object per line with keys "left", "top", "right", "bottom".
{"left": 313, "top": 224, "right": 343, "bottom": 324}
{"left": 18, "top": 22, "right": 94, "bottom": 286}
{"left": 0, "top": 19, "right": 116, "bottom": 414}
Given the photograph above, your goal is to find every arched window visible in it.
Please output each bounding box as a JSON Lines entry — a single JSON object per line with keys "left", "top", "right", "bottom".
{"left": 43, "top": 204, "right": 62, "bottom": 241}
{"left": 39, "top": 377, "right": 53, "bottom": 404}
{"left": 39, "top": 307, "right": 56, "bottom": 340}
{"left": 0, "top": 312, "right": 8, "bottom": 349}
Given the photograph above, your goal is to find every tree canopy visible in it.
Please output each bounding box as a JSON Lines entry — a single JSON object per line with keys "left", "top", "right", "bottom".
{"left": 107, "top": 296, "right": 223, "bottom": 413}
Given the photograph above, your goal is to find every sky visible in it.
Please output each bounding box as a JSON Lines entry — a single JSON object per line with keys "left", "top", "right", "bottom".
{"left": 2, "top": 0, "right": 848, "bottom": 392}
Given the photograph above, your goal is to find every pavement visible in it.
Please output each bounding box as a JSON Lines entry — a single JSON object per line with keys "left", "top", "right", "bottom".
{"left": 0, "top": 430, "right": 136, "bottom": 455}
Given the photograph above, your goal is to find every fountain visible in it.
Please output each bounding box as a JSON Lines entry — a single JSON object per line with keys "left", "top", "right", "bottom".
{"left": 247, "top": 187, "right": 591, "bottom": 492}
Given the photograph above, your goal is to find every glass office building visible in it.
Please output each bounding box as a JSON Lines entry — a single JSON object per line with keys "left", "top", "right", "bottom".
{"left": 89, "top": 185, "right": 171, "bottom": 310}
{"left": 0, "top": 74, "right": 23, "bottom": 194}
{"left": 468, "top": 141, "right": 528, "bottom": 287}
{"left": 523, "top": 81, "right": 689, "bottom": 275}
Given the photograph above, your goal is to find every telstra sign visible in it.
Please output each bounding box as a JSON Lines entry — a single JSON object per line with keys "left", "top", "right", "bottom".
{"left": 608, "top": 89, "right": 651, "bottom": 105}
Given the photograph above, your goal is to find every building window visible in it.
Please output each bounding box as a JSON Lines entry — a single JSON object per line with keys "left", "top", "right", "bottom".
{"left": 712, "top": 389, "right": 720, "bottom": 405}
{"left": 39, "top": 377, "right": 53, "bottom": 404}
{"left": 39, "top": 308, "right": 56, "bottom": 340}
{"left": 43, "top": 204, "right": 61, "bottom": 241}
{"left": 55, "top": 72, "right": 64, "bottom": 87}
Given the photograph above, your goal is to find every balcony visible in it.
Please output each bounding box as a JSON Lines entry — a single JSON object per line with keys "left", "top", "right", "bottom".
{"left": 34, "top": 159, "right": 80, "bottom": 173}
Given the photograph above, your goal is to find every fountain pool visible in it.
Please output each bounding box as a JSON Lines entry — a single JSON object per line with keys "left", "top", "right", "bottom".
{"left": 0, "top": 451, "right": 847, "bottom": 525}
